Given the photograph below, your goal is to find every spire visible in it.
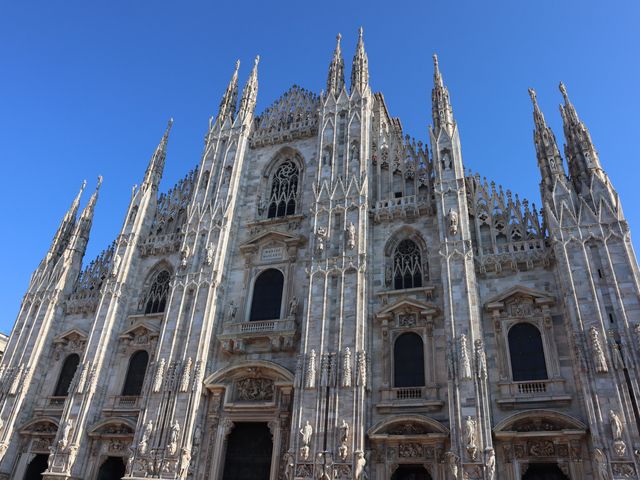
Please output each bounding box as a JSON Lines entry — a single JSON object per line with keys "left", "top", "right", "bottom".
{"left": 47, "top": 180, "right": 86, "bottom": 260}
{"left": 431, "top": 54, "right": 454, "bottom": 133}
{"left": 142, "top": 119, "right": 173, "bottom": 191}
{"left": 238, "top": 55, "right": 259, "bottom": 119}
{"left": 70, "top": 176, "right": 102, "bottom": 250}
{"left": 350, "top": 27, "right": 369, "bottom": 93}
{"left": 326, "top": 33, "right": 345, "bottom": 97}
{"left": 216, "top": 60, "right": 240, "bottom": 125}
{"left": 528, "top": 88, "right": 566, "bottom": 192}
{"left": 558, "top": 81, "right": 603, "bottom": 187}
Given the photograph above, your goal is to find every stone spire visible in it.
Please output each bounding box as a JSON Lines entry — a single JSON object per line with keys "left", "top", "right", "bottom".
{"left": 69, "top": 176, "right": 102, "bottom": 251}
{"left": 47, "top": 180, "right": 86, "bottom": 260}
{"left": 238, "top": 55, "right": 260, "bottom": 119}
{"left": 431, "top": 54, "right": 454, "bottom": 133}
{"left": 142, "top": 119, "right": 173, "bottom": 191}
{"left": 559, "top": 81, "right": 604, "bottom": 188}
{"left": 326, "top": 33, "right": 345, "bottom": 97}
{"left": 216, "top": 60, "right": 240, "bottom": 125}
{"left": 528, "top": 88, "right": 566, "bottom": 192}
{"left": 350, "top": 27, "right": 369, "bottom": 93}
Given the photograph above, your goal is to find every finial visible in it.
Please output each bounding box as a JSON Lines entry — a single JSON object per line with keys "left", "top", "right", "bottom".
{"left": 358, "top": 26, "right": 363, "bottom": 39}
{"left": 337, "top": 33, "right": 342, "bottom": 43}
{"left": 254, "top": 55, "right": 260, "bottom": 67}
{"left": 235, "top": 59, "right": 240, "bottom": 72}
{"left": 96, "top": 175, "right": 103, "bottom": 189}
{"left": 80, "top": 179, "right": 87, "bottom": 191}
{"left": 433, "top": 54, "right": 439, "bottom": 67}
{"left": 528, "top": 87, "right": 537, "bottom": 105}
{"left": 165, "top": 118, "right": 174, "bottom": 134}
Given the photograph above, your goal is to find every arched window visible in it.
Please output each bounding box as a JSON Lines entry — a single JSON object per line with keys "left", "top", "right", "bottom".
{"left": 267, "top": 161, "right": 299, "bottom": 218}
{"left": 143, "top": 269, "right": 171, "bottom": 314}
{"left": 249, "top": 269, "right": 284, "bottom": 321}
{"left": 508, "top": 323, "right": 548, "bottom": 381}
{"left": 122, "top": 350, "right": 149, "bottom": 396}
{"left": 393, "top": 239, "right": 423, "bottom": 290}
{"left": 393, "top": 333, "right": 425, "bottom": 387}
{"left": 54, "top": 354, "right": 80, "bottom": 397}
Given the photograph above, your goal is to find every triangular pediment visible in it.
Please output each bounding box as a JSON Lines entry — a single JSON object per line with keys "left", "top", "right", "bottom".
{"left": 239, "top": 230, "right": 305, "bottom": 258}
{"left": 119, "top": 320, "right": 160, "bottom": 340}
{"left": 53, "top": 328, "right": 88, "bottom": 345}
{"left": 376, "top": 298, "right": 438, "bottom": 319}
{"left": 485, "top": 285, "right": 554, "bottom": 311}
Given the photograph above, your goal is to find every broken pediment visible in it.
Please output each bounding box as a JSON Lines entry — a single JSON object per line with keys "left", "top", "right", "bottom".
{"left": 485, "top": 285, "right": 554, "bottom": 315}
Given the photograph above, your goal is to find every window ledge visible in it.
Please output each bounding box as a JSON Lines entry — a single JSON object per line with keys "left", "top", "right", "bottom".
{"left": 102, "top": 395, "right": 142, "bottom": 415}
{"left": 377, "top": 286, "right": 435, "bottom": 302}
{"left": 376, "top": 387, "right": 444, "bottom": 413}
{"left": 247, "top": 214, "right": 305, "bottom": 229}
{"left": 218, "top": 317, "right": 297, "bottom": 354}
{"left": 496, "top": 379, "right": 572, "bottom": 409}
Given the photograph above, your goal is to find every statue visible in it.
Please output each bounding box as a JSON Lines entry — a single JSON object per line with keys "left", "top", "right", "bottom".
{"left": 444, "top": 451, "right": 458, "bottom": 479}
{"left": 316, "top": 227, "right": 326, "bottom": 254}
{"left": 464, "top": 416, "right": 477, "bottom": 448}
{"left": 48, "top": 447, "right": 55, "bottom": 470}
{"left": 288, "top": 296, "right": 299, "bottom": 317}
{"left": 178, "top": 448, "right": 191, "bottom": 478}
{"left": 283, "top": 452, "right": 294, "bottom": 480}
{"left": 111, "top": 254, "right": 122, "bottom": 277}
{"left": 152, "top": 359, "right": 165, "bottom": 392}
{"left": 59, "top": 419, "right": 72, "bottom": 449}
{"left": 610, "top": 410, "right": 624, "bottom": 440}
{"left": 139, "top": 420, "right": 153, "bottom": 454}
{"left": 594, "top": 448, "right": 609, "bottom": 480}
{"left": 227, "top": 301, "right": 238, "bottom": 322}
{"left": 168, "top": 420, "right": 180, "bottom": 455}
{"left": 300, "top": 420, "right": 313, "bottom": 446}
{"left": 357, "top": 350, "right": 367, "bottom": 388}
{"left": 180, "top": 245, "right": 190, "bottom": 268}
{"left": 126, "top": 445, "right": 135, "bottom": 475}
{"left": 447, "top": 208, "right": 459, "bottom": 236}
{"left": 300, "top": 420, "right": 313, "bottom": 460}
{"left": 354, "top": 450, "right": 367, "bottom": 480}
{"left": 485, "top": 447, "right": 495, "bottom": 480}
{"left": 338, "top": 419, "right": 349, "bottom": 460}
{"left": 347, "top": 222, "right": 356, "bottom": 250}
{"left": 474, "top": 339, "right": 487, "bottom": 380}
{"left": 205, "top": 243, "right": 214, "bottom": 266}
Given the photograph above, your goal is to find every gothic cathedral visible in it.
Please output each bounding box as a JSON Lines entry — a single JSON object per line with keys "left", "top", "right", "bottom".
{"left": 1, "top": 30, "right": 639, "bottom": 480}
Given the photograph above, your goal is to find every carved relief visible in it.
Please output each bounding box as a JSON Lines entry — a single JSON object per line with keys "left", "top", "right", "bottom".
{"left": 235, "top": 377, "right": 275, "bottom": 401}
{"left": 589, "top": 326, "right": 608, "bottom": 373}
{"left": 342, "top": 348, "right": 352, "bottom": 388}
{"left": 458, "top": 334, "right": 472, "bottom": 380}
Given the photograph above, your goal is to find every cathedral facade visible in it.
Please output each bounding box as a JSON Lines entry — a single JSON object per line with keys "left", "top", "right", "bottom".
{"left": 1, "top": 29, "right": 639, "bottom": 480}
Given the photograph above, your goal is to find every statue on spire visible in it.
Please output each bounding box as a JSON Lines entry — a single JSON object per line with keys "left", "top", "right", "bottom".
{"left": 327, "top": 33, "right": 345, "bottom": 97}
{"left": 351, "top": 27, "right": 369, "bottom": 93}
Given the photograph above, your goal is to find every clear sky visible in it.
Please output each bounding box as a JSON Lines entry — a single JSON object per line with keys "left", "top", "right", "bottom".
{"left": 1, "top": 1, "right": 639, "bottom": 334}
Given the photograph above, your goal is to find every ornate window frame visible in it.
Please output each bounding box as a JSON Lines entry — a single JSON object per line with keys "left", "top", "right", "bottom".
{"left": 259, "top": 148, "right": 304, "bottom": 221}
{"left": 375, "top": 299, "right": 443, "bottom": 411}
{"left": 383, "top": 228, "right": 430, "bottom": 293}
{"left": 137, "top": 262, "right": 173, "bottom": 316}
{"left": 485, "top": 286, "right": 570, "bottom": 407}
{"left": 219, "top": 231, "right": 304, "bottom": 354}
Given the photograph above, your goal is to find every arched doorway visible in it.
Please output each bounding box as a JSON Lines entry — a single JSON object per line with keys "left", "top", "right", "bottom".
{"left": 23, "top": 454, "right": 48, "bottom": 480}
{"left": 222, "top": 422, "right": 273, "bottom": 480}
{"left": 391, "top": 464, "right": 432, "bottom": 480}
{"left": 96, "top": 456, "right": 126, "bottom": 480}
{"left": 523, "top": 463, "right": 569, "bottom": 480}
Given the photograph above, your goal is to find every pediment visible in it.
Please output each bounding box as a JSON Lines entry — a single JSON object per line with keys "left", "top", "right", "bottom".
{"left": 376, "top": 298, "right": 438, "bottom": 320}
{"left": 204, "top": 360, "right": 294, "bottom": 388}
{"left": 239, "top": 230, "right": 305, "bottom": 262}
{"left": 494, "top": 410, "right": 587, "bottom": 438}
{"left": 119, "top": 320, "right": 160, "bottom": 346}
{"left": 485, "top": 285, "right": 554, "bottom": 312}
{"left": 19, "top": 417, "right": 59, "bottom": 436}
{"left": 53, "top": 328, "right": 88, "bottom": 345}
{"left": 88, "top": 418, "right": 136, "bottom": 438}
{"left": 368, "top": 415, "right": 449, "bottom": 439}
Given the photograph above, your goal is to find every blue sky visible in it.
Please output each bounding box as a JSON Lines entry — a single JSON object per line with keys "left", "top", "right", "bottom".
{"left": 1, "top": 1, "right": 639, "bottom": 334}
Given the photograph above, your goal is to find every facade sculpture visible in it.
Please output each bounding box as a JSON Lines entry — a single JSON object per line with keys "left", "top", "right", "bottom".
{"left": 0, "top": 29, "right": 639, "bottom": 480}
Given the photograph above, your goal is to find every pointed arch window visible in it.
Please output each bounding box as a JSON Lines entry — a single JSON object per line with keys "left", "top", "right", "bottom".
{"left": 267, "top": 161, "right": 299, "bottom": 218}
{"left": 122, "top": 350, "right": 149, "bottom": 396}
{"left": 143, "top": 269, "right": 171, "bottom": 314}
{"left": 249, "top": 269, "right": 284, "bottom": 321}
{"left": 54, "top": 353, "right": 80, "bottom": 397}
{"left": 393, "top": 333, "right": 425, "bottom": 387}
{"left": 508, "top": 323, "right": 548, "bottom": 381}
{"left": 393, "top": 239, "right": 423, "bottom": 290}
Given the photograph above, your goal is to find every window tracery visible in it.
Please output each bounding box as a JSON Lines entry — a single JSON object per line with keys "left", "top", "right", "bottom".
{"left": 267, "top": 161, "right": 299, "bottom": 218}
{"left": 141, "top": 269, "right": 171, "bottom": 315}
{"left": 393, "top": 239, "right": 423, "bottom": 290}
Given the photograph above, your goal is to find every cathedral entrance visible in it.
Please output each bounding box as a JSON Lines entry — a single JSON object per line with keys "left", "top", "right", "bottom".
{"left": 23, "top": 454, "right": 48, "bottom": 480}
{"left": 391, "top": 464, "right": 432, "bottom": 480}
{"left": 96, "top": 456, "right": 126, "bottom": 480}
{"left": 522, "top": 463, "right": 569, "bottom": 480}
{"left": 222, "top": 422, "right": 273, "bottom": 480}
